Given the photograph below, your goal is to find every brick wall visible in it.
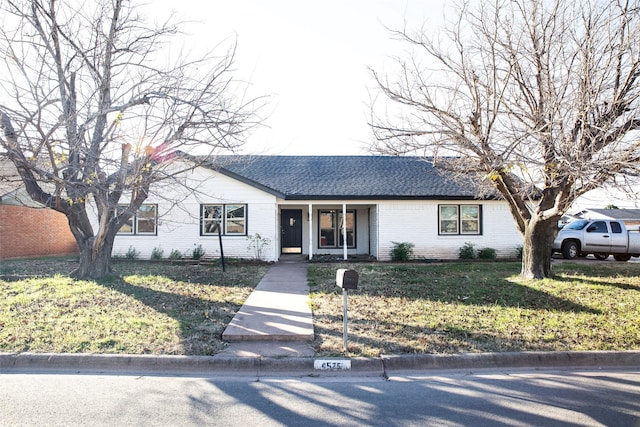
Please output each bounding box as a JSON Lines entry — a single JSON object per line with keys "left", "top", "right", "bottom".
{"left": 0, "top": 205, "right": 79, "bottom": 260}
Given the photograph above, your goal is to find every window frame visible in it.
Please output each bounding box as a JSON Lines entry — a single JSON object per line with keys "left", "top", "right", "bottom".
{"left": 117, "top": 204, "right": 158, "bottom": 236}
{"left": 200, "top": 203, "right": 248, "bottom": 236}
{"left": 438, "top": 204, "right": 482, "bottom": 236}
{"left": 610, "top": 221, "right": 623, "bottom": 233}
{"left": 318, "top": 209, "right": 356, "bottom": 249}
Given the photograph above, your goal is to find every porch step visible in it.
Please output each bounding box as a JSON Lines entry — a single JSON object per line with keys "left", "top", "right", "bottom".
{"left": 222, "top": 260, "right": 314, "bottom": 342}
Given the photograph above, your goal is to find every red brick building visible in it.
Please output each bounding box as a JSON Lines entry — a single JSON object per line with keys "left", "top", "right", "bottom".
{"left": 0, "top": 204, "right": 78, "bottom": 260}
{"left": 0, "top": 159, "right": 78, "bottom": 260}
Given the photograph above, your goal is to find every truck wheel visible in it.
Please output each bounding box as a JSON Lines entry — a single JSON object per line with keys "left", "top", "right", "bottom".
{"left": 594, "top": 253, "right": 609, "bottom": 260}
{"left": 614, "top": 254, "right": 631, "bottom": 262}
{"left": 562, "top": 241, "right": 579, "bottom": 259}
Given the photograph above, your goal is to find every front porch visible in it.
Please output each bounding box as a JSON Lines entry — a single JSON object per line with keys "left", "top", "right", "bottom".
{"left": 278, "top": 202, "right": 378, "bottom": 261}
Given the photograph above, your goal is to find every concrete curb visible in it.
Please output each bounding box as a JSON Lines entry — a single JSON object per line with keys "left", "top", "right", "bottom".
{"left": 1, "top": 351, "right": 639, "bottom": 377}
{"left": 381, "top": 350, "right": 640, "bottom": 375}
{"left": 0, "top": 352, "right": 384, "bottom": 377}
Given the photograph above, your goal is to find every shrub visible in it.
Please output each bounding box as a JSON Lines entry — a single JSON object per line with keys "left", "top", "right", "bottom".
{"left": 390, "top": 241, "right": 415, "bottom": 261}
{"left": 458, "top": 242, "right": 476, "bottom": 259}
{"left": 477, "top": 247, "right": 497, "bottom": 259}
{"left": 169, "top": 249, "right": 183, "bottom": 260}
{"left": 125, "top": 246, "right": 140, "bottom": 260}
{"left": 247, "top": 233, "right": 271, "bottom": 260}
{"left": 150, "top": 247, "right": 164, "bottom": 260}
{"left": 191, "top": 244, "right": 205, "bottom": 260}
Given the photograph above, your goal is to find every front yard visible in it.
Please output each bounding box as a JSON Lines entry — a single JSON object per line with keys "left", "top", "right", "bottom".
{"left": 1, "top": 257, "right": 639, "bottom": 357}
{"left": 308, "top": 260, "right": 640, "bottom": 356}
{"left": 0, "top": 258, "right": 268, "bottom": 355}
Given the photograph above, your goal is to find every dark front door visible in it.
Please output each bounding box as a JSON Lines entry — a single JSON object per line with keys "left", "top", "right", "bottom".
{"left": 281, "top": 209, "right": 303, "bottom": 253}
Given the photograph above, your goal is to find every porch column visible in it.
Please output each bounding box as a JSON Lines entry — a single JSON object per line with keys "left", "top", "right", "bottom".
{"left": 308, "top": 203, "right": 313, "bottom": 260}
{"left": 343, "top": 203, "right": 347, "bottom": 260}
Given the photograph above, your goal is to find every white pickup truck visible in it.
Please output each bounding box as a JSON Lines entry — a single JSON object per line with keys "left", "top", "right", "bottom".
{"left": 552, "top": 219, "right": 640, "bottom": 261}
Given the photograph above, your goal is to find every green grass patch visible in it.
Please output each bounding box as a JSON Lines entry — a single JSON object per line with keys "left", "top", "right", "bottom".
{"left": 0, "top": 258, "right": 268, "bottom": 355}
{"left": 3, "top": 257, "right": 639, "bottom": 358}
{"left": 308, "top": 261, "right": 640, "bottom": 357}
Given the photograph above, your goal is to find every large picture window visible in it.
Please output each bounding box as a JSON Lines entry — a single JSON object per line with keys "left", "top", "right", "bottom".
{"left": 319, "top": 209, "right": 356, "bottom": 248}
{"left": 201, "top": 204, "right": 247, "bottom": 235}
{"left": 439, "top": 204, "right": 482, "bottom": 235}
{"left": 117, "top": 204, "right": 157, "bottom": 235}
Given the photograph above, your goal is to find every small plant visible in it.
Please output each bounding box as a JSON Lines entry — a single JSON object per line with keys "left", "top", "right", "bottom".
{"left": 477, "top": 247, "right": 497, "bottom": 259}
{"left": 247, "top": 233, "right": 271, "bottom": 260}
{"left": 390, "top": 241, "right": 415, "bottom": 261}
{"left": 191, "top": 244, "right": 205, "bottom": 260}
{"left": 458, "top": 242, "right": 476, "bottom": 259}
{"left": 169, "top": 249, "right": 183, "bottom": 260}
{"left": 125, "top": 246, "right": 140, "bottom": 260}
{"left": 150, "top": 247, "right": 164, "bottom": 260}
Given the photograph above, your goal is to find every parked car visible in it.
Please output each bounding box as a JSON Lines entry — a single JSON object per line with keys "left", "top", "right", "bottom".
{"left": 552, "top": 219, "right": 640, "bottom": 261}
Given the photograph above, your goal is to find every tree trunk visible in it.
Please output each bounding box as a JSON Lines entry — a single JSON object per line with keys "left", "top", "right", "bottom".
{"left": 72, "top": 236, "right": 116, "bottom": 279}
{"left": 70, "top": 234, "right": 115, "bottom": 279}
{"left": 520, "top": 217, "right": 558, "bottom": 279}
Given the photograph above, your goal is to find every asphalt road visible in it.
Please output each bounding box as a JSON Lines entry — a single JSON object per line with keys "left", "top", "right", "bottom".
{"left": 1, "top": 368, "right": 639, "bottom": 426}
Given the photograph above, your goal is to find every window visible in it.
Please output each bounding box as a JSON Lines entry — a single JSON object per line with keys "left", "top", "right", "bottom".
{"left": 564, "top": 219, "right": 589, "bottom": 230}
{"left": 201, "top": 205, "right": 223, "bottom": 234}
{"left": 610, "top": 222, "right": 622, "bottom": 233}
{"left": 201, "top": 204, "right": 247, "bottom": 235}
{"left": 438, "top": 204, "right": 482, "bottom": 235}
{"left": 117, "top": 204, "right": 157, "bottom": 235}
{"left": 319, "top": 209, "right": 355, "bottom": 248}
{"left": 587, "top": 221, "right": 608, "bottom": 233}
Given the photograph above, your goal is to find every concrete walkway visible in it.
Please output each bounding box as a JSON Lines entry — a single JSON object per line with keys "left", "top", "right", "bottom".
{"left": 219, "top": 255, "right": 315, "bottom": 357}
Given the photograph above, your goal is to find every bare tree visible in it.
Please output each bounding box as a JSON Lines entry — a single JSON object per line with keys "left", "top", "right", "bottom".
{"left": 370, "top": 0, "right": 640, "bottom": 278}
{"left": 0, "top": 0, "right": 264, "bottom": 279}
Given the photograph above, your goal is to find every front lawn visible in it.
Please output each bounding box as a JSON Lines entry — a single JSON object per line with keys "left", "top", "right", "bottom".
{"left": 308, "top": 261, "right": 640, "bottom": 356}
{"left": 0, "top": 258, "right": 268, "bottom": 355}
{"left": 2, "top": 257, "right": 639, "bottom": 357}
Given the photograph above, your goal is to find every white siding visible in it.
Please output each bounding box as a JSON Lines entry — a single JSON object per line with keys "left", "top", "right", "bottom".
{"left": 112, "top": 166, "right": 279, "bottom": 262}
{"left": 108, "top": 162, "right": 522, "bottom": 262}
{"left": 377, "top": 200, "right": 522, "bottom": 260}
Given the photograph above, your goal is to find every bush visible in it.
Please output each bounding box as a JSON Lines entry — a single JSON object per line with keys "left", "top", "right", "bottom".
{"left": 477, "top": 247, "right": 497, "bottom": 259}
{"left": 191, "top": 244, "right": 205, "bottom": 260}
{"left": 247, "top": 233, "right": 271, "bottom": 260}
{"left": 125, "top": 246, "right": 140, "bottom": 260}
{"left": 458, "top": 242, "right": 476, "bottom": 259}
{"left": 150, "top": 247, "right": 164, "bottom": 260}
{"left": 390, "top": 241, "right": 415, "bottom": 261}
{"left": 169, "top": 249, "right": 183, "bottom": 260}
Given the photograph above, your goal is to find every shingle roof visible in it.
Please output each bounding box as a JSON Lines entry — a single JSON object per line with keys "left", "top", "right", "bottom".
{"left": 577, "top": 208, "right": 640, "bottom": 221}
{"left": 201, "top": 155, "right": 494, "bottom": 200}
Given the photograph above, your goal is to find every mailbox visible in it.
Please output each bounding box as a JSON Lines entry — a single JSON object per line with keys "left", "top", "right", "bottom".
{"left": 336, "top": 269, "right": 359, "bottom": 290}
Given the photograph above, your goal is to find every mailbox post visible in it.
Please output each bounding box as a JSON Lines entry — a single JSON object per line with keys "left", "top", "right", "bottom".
{"left": 336, "top": 269, "right": 358, "bottom": 353}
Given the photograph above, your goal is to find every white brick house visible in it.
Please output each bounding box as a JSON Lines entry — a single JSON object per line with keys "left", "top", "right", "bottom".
{"left": 112, "top": 156, "right": 523, "bottom": 261}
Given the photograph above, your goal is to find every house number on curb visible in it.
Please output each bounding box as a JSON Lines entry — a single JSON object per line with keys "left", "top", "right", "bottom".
{"left": 314, "top": 359, "right": 352, "bottom": 370}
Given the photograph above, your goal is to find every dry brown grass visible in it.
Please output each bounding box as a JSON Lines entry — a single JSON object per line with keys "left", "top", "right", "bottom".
{"left": 3, "top": 257, "right": 639, "bottom": 357}
{"left": 308, "top": 261, "right": 640, "bottom": 357}
{"left": 0, "top": 258, "right": 268, "bottom": 355}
